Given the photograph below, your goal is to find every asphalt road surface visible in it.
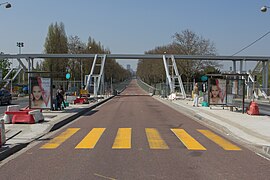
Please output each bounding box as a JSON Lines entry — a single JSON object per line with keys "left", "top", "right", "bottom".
{"left": 0, "top": 80, "right": 269, "bottom": 180}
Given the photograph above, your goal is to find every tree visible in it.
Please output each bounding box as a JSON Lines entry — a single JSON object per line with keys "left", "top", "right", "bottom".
{"left": 42, "top": 22, "right": 130, "bottom": 85}
{"left": 137, "top": 45, "right": 168, "bottom": 85}
{"left": 137, "top": 29, "right": 221, "bottom": 85}
{"left": 172, "top": 29, "right": 218, "bottom": 82}
{"left": 0, "top": 57, "right": 11, "bottom": 78}
{"left": 67, "top": 35, "right": 130, "bottom": 84}
{"left": 42, "top": 22, "right": 68, "bottom": 79}
{"left": 67, "top": 35, "right": 86, "bottom": 81}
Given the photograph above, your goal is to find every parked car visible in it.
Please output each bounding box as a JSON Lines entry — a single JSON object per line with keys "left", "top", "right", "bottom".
{"left": 0, "top": 89, "right": 12, "bottom": 105}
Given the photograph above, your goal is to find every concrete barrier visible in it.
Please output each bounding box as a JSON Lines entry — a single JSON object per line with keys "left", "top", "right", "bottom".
{"left": 4, "top": 105, "right": 20, "bottom": 124}
{"left": 4, "top": 105, "right": 45, "bottom": 124}
{"left": 28, "top": 110, "right": 44, "bottom": 123}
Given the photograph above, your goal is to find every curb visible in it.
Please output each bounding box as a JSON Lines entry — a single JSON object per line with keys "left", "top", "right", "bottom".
{"left": 0, "top": 143, "right": 28, "bottom": 161}
{"left": 153, "top": 96, "right": 270, "bottom": 159}
{"left": 50, "top": 96, "right": 114, "bottom": 131}
{"left": 153, "top": 97, "right": 231, "bottom": 135}
{"left": 0, "top": 95, "right": 114, "bottom": 161}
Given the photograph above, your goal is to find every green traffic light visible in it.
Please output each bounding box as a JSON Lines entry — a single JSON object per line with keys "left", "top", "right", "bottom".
{"left": 66, "top": 73, "right": 71, "bottom": 80}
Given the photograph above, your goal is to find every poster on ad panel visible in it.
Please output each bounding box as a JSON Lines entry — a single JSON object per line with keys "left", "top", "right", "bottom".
{"left": 209, "top": 78, "right": 226, "bottom": 105}
{"left": 30, "top": 77, "right": 51, "bottom": 109}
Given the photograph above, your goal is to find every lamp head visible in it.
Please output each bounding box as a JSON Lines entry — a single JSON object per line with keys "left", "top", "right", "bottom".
{"left": 5, "top": 3, "right": 11, "bottom": 8}
{"left": 0, "top": 2, "right": 11, "bottom": 8}
{"left": 261, "top": 6, "right": 268, "bottom": 12}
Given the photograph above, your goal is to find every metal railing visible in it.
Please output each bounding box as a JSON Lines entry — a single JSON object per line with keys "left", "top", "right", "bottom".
{"left": 137, "top": 78, "right": 156, "bottom": 95}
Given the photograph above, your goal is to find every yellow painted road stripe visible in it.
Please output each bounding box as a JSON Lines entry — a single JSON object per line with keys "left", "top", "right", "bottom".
{"left": 145, "top": 128, "right": 169, "bottom": 149}
{"left": 112, "top": 128, "right": 131, "bottom": 149}
{"left": 171, "top": 129, "right": 206, "bottom": 150}
{"left": 40, "top": 128, "right": 80, "bottom": 149}
{"left": 198, "top": 129, "right": 241, "bottom": 151}
{"left": 75, "top": 128, "right": 105, "bottom": 149}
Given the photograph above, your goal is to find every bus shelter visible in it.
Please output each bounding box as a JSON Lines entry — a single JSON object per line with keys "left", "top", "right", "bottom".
{"left": 206, "top": 73, "right": 248, "bottom": 114}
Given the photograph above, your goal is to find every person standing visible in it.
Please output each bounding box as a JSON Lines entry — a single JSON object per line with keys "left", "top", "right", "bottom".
{"left": 193, "top": 83, "right": 199, "bottom": 107}
{"left": 52, "top": 85, "right": 57, "bottom": 110}
{"left": 56, "top": 86, "right": 61, "bottom": 110}
{"left": 56, "top": 86, "right": 65, "bottom": 110}
{"left": 60, "top": 87, "right": 66, "bottom": 108}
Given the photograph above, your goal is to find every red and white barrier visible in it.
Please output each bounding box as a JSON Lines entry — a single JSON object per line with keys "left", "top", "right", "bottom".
{"left": 4, "top": 105, "right": 20, "bottom": 124}
{"left": 29, "top": 110, "right": 44, "bottom": 123}
{"left": 4, "top": 105, "right": 44, "bottom": 124}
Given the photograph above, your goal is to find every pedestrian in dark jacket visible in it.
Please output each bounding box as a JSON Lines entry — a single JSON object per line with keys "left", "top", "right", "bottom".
{"left": 56, "top": 86, "right": 65, "bottom": 110}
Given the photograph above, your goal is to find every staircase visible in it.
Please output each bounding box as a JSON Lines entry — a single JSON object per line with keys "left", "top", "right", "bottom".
{"left": 248, "top": 61, "right": 268, "bottom": 99}
{"left": 162, "top": 55, "right": 186, "bottom": 99}
{"left": 85, "top": 54, "right": 106, "bottom": 97}
{"left": 3, "top": 67, "right": 23, "bottom": 88}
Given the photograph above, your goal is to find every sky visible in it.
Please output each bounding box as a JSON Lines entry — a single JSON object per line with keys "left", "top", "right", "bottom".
{"left": 1, "top": 0, "right": 270, "bottom": 72}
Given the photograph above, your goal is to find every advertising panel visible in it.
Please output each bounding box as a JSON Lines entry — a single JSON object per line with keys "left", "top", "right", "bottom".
{"left": 30, "top": 77, "right": 51, "bottom": 109}
{"left": 209, "top": 78, "right": 226, "bottom": 105}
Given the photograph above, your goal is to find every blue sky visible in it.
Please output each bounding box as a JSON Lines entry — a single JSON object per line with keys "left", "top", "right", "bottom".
{"left": 1, "top": 0, "right": 270, "bottom": 71}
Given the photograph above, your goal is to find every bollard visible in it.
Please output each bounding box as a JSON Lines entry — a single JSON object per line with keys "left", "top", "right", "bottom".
{"left": 247, "top": 101, "right": 259, "bottom": 115}
{"left": 0, "top": 119, "right": 6, "bottom": 146}
{"left": 3, "top": 114, "right": 11, "bottom": 124}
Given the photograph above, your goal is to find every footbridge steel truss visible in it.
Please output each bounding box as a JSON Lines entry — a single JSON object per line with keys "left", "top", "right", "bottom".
{"left": 0, "top": 53, "right": 269, "bottom": 98}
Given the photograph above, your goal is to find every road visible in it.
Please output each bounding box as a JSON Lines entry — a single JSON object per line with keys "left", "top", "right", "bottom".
{"left": 0, "top": 80, "right": 269, "bottom": 180}
{"left": 0, "top": 96, "right": 29, "bottom": 116}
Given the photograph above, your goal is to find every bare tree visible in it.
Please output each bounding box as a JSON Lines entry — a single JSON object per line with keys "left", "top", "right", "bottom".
{"left": 172, "top": 29, "right": 218, "bottom": 83}
{"left": 137, "top": 29, "right": 221, "bottom": 85}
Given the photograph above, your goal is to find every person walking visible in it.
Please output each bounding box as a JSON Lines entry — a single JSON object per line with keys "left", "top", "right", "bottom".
{"left": 60, "top": 87, "right": 66, "bottom": 109}
{"left": 193, "top": 83, "right": 199, "bottom": 107}
{"left": 56, "top": 86, "right": 66, "bottom": 110}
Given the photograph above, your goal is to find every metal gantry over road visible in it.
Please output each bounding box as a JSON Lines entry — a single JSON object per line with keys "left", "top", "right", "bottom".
{"left": 0, "top": 53, "right": 269, "bottom": 98}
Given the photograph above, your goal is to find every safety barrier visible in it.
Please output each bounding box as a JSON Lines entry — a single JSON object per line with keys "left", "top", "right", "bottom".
{"left": 3, "top": 105, "right": 20, "bottom": 123}
{"left": 247, "top": 101, "right": 260, "bottom": 115}
{"left": 74, "top": 97, "right": 88, "bottom": 104}
{"left": 4, "top": 105, "right": 44, "bottom": 124}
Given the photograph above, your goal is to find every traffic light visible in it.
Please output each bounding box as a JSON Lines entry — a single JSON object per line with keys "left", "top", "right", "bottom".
{"left": 66, "top": 66, "right": 71, "bottom": 80}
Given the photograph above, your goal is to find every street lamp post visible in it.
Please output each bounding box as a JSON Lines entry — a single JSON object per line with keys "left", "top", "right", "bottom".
{"left": 261, "top": 5, "right": 270, "bottom": 95}
{"left": 0, "top": 2, "right": 11, "bottom": 8}
{"left": 17, "top": 42, "right": 24, "bottom": 84}
{"left": 17, "top": 42, "right": 24, "bottom": 54}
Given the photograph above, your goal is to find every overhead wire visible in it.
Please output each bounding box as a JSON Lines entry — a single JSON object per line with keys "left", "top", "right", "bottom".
{"left": 231, "top": 30, "right": 270, "bottom": 56}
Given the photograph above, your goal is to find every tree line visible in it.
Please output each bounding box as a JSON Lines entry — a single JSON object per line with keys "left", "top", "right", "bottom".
{"left": 137, "top": 29, "right": 221, "bottom": 86}
{"left": 38, "top": 22, "right": 131, "bottom": 84}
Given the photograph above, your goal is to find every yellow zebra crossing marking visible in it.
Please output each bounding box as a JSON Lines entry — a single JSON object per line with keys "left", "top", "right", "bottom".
{"left": 112, "top": 128, "right": 132, "bottom": 149}
{"left": 40, "top": 128, "right": 241, "bottom": 151}
{"left": 197, "top": 129, "right": 241, "bottom": 151}
{"left": 171, "top": 129, "right": 206, "bottom": 150}
{"left": 75, "top": 128, "right": 105, "bottom": 149}
{"left": 40, "top": 128, "right": 80, "bottom": 149}
{"left": 145, "top": 128, "right": 169, "bottom": 149}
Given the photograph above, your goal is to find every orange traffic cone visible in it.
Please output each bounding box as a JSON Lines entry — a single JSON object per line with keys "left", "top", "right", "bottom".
{"left": 247, "top": 101, "right": 259, "bottom": 115}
